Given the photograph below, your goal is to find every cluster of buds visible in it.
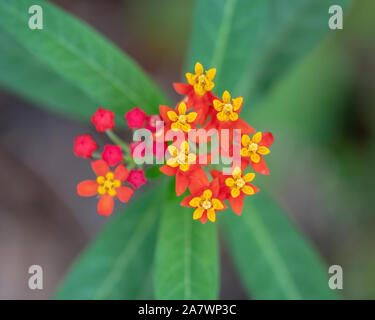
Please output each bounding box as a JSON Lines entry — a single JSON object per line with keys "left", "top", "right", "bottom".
{"left": 74, "top": 62, "right": 274, "bottom": 222}
{"left": 74, "top": 107, "right": 159, "bottom": 215}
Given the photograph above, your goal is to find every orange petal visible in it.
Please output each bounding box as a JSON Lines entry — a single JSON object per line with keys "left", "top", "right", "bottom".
{"left": 116, "top": 186, "right": 134, "bottom": 203}
{"left": 248, "top": 183, "right": 260, "bottom": 194}
{"left": 97, "top": 194, "right": 114, "bottom": 216}
{"left": 259, "top": 132, "right": 274, "bottom": 148}
{"left": 91, "top": 160, "right": 110, "bottom": 176}
{"left": 159, "top": 105, "right": 173, "bottom": 123}
{"left": 233, "top": 119, "right": 255, "bottom": 134}
{"left": 77, "top": 180, "right": 98, "bottom": 197}
{"left": 229, "top": 194, "right": 244, "bottom": 215}
{"left": 181, "top": 195, "right": 194, "bottom": 207}
{"left": 210, "top": 177, "right": 220, "bottom": 197}
{"left": 251, "top": 157, "right": 269, "bottom": 175}
{"left": 176, "top": 171, "right": 189, "bottom": 196}
{"left": 114, "top": 163, "right": 129, "bottom": 182}
{"left": 192, "top": 166, "right": 209, "bottom": 184}
{"left": 200, "top": 212, "right": 208, "bottom": 224}
{"left": 159, "top": 165, "right": 178, "bottom": 176}
{"left": 173, "top": 82, "right": 191, "bottom": 95}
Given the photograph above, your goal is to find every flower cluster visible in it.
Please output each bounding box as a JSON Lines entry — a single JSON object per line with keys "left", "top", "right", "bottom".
{"left": 159, "top": 62, "right": 274, "bottom": 223}
{"left": 73, "top": 62, "right": 274, "bottom": 222}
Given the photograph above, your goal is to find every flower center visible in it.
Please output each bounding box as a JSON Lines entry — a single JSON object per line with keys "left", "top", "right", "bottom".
{"left": 177, "top": 152, "right": 187, "bottom": 164}
{"left": 198, "top": 75, "right": 206, "bottom": 86}
{"left": 248, "top": 142, "right": 258, "bottom": 152}
{"left": 223, "top": 103, "right": 233, "bottom": 114}
{"left": 235, "top": 178, "right": 245, "bottom": 189}
{"left": 178, "top": 114, "right": 187, "bottom": 124}
{"left": 201, "top": 200, "right": 212, "bottom": 210}
{"left": 97, "top": 172, "right": 121, "bottom": 196}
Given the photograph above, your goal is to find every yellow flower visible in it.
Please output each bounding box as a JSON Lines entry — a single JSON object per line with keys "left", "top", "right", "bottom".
{"left": 213, "top": 90, "right": 243, "bottom": 122}
{"left": 189, "top": 189, "right": 224, "bottom": 222}
{"left": 240, "top": 132, "right": 270, "bottom": 163}
{"left": 167, "top": 102, "right": 197, "bottom": 132}
{"left": 225, "top": 167, "right": 255, "bottom": 198}
{"left": 166, "top": 141, "right": 196, "bottom": 172}
{"left": 186, "top": 62, "right": 216, "bottom": 96}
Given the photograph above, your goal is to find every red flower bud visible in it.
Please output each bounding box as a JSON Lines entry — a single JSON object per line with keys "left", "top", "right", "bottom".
{"left": 91, "top": 108, "right": 115, "bottom": 132}
{"left": 73, "top": 134, "right": 98, "bottom": 158}
{"left": 145, "top": 114, "right": 162, "bottom": 133}
{"left": 127, "top": 169, "right": 147, "bottom": 189}
{"left": 102, "top": 144, "right": 123, "bottom": 166}
{"left": 125, "top": 107, "right": 147, "bottom": 129}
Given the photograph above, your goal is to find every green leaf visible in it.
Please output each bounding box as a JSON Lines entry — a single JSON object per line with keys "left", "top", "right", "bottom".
{"left": 187, "top": 0, "right": 351, "bottom": 115}
{"left": 154, "top": 201, "right": 219, "bottom": 299}
{"left": 55, "top": 183, "right": 167, "bottom": 299}
{"left": 0, "top": 0, "right": 168, "bottom": 118}
{"left": 0, "top": 30, "right": 96, "bottom": 121}
{"left": 222, "top": 193, "right": 338, "bottom": 299}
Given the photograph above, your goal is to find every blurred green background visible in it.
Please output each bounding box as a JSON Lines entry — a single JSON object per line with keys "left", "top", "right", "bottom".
{"left": 0, "top": 0, "right": 374, "bottom": 299}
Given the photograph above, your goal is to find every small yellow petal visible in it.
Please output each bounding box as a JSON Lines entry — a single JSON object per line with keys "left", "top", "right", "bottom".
{"left": 242, "top": 185, "right": 254, "bottom": 195}
{"left": 167, "top": 110, "right": 178, "bottom": 122}
{"left": 171, "top": 122, "right": 181, "bottom": 131}
{"left": 212, "top": 198, "right": 224, "bottom": 210}
{"left": 207, "top": 208, "right": 216, "bottom": 222}
{"left": 189, "top": 197, "right": 201, "bottom": 208}
{"left": 216, "top": 112, "right": 226, "bottom": 122}
{"left": 181, "top": 123, "right": 191, "bottom": 132}
{"left": 222, "top": 90, "right": 231, "bottom": 104}
{"left": 178, "top": 102, "right": 187, "bottom": 115}
{"left": 205, "top": 68, "right": 216, "bottom": 81}
{"left": 187, "top": 153, "right": 196, "bottom": 164}
{"left": 251, "top": 152, "right": 260, "bottom": 163}
{"left": 241, "top": 135, "right": 251, "bottom": 147}
{"left": 113, "top": 180, "right": 121, "bottom": 188}
{"left": 241, "top": 148, "right": 250, "bottom": 157}
{"left": 179, "top": 163, "right": 190, "bottom": 172}
{"left": 186, "top": 72, "right": 195, "bottom": 85}
{"left": 213, "top": 99, "right": 223, "bottom": 111}
{"left": 252, "top": 132, "right": 262, "bottom": 143}
{"left": 225, "top": 178, "right": 235, "bottom": 187}
{"left": 168, "top": 145, "right": 178, "bottom": 157}
{"left": 243, "top": 173, "right": 255, "bottom": 182}
{"left": 106, "top": 172, "right": 114, "bottom": 180}
{"left": 232, "top": 97, "right": 243, "bottom": 111}
{"left": 231, "top": 188, "right": 240, "bottom": 198}
{"left": 203, "top": 189, "right": 212, "bottom": 200}
{"left": 257, "top": 146, "right": 270, "bottom": 155}
{"left": 108, "top": 188, "right": 117, "bottom": 197}
{"left": 97, "top": 176, "right": 105, "bottom": 184}
{"left": 195, "top": 62, "right": 203, "bottom": 75}
{"left": 229, "top": 112, "right": 238, "bottom": 121}
{"left": 180, "top": 141, "right": 189, "bottom": 154}
{"left": 193, "top": 207, "right": 204, "bottom": 219}
{"left": 166, "top": 157, "right": 178, "bottom": 167}
{"left": 205, "top": 81, "right": 215, "bottom": 91}
{"left": 97, "top": 185, "right": 106, "bottom": 195}
{"left": 187, "top": 112, "right": 197, "bottom": 123}
{"left": 232, "top": 167, "right": 242, "bottom": 179}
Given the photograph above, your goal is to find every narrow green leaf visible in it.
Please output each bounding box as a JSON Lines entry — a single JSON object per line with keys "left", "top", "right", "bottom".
{"left": 188, "top": 0, "right": 351, "bottom": 115}
{"left": 222, "top": 193, "right": 338, "bottom": 299}
{"left": 0, "top": 0, "right": 168, "bottom": 118}
{"left": 0, "top": 30, "right": 95, "bottom": 121}
{"left": 154, "top": 201, "right": 219, "bottom": 299}
{"left": 55, "top": 183, "right": 167, "bottom": 299}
